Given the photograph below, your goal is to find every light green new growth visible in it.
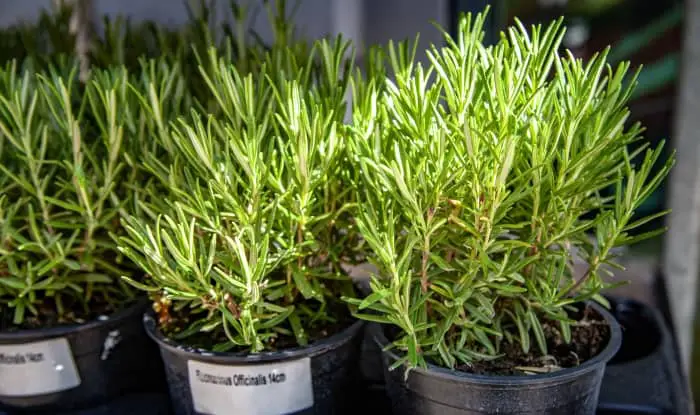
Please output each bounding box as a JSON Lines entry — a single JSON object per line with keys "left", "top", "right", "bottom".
{"left": 347, "top": 10, "right": 675, "bottom": 370}
{"left": 116, "top": 34, "right": 360, "bottom": 352}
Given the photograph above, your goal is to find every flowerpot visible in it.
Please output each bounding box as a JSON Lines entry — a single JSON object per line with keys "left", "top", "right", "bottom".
{"left": 606, "top": 297, "right": 662, "bottom": 365}
{"left": 0, "top": 299, "right": 166, "bottom": 413}
{"left": 0, "top": 394, "right": 172, "bottom": 415}
{"left": 143, "top": 312, "right": 365, "bottom": 415}
{"left": 596, "top": 403, "right": 675, "bottom": 415}
{"left": 599, "top": 295, "right": 692, "bottom": 415}
{"left": 374, "top": 301, "right": 622, "bottom": 415}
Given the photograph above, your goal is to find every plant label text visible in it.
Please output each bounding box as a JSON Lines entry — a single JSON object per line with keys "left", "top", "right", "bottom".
{"left": 187, "top": 357, "right": 313, "bottom": 414}
{"left": 0, "top": 338, "right": 81, "bottom": 396}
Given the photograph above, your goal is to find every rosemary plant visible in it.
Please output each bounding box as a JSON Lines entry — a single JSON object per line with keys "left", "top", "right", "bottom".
{"left": 93, "top": 0, "right": 255, "bottom": 99}
{"left": 0, "top": 5, "right": 76, "bottom": 69}
{"left": 0, "top": 0, "right": 257, "bottom": 92}
{"left": 0, "top": 62, "right": 139, "bottom": 328}
{"left": 347, "top": 12, "right": 675, "bottom": 371}
{"left": 116, "top": 36, "right": 359, "bottom": 352}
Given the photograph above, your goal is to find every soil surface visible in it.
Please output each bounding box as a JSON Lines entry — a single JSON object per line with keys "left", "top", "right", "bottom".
{"left": 1, "top": 295, "right": 128, "bottom": 332}
{"left": 162, "top": 297, "right": 356, "bottom": 353}
{"left": 457, "top": 305, "right": 610, "bottom": 375}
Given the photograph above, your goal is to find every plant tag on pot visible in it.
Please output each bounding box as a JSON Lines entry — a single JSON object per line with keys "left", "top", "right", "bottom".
{"left": 187, "top": 357, "right": 313, "bottom": 415}
{"left": 0, "top": 337, "right": 81, "bottom": 396}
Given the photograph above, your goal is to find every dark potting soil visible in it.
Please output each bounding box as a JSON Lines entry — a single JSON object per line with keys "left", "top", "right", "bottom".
{"left": 0, "top": 294, "right": 134, "bottom": 332}
{"left": 458, "top": 305, "right": 610, "bottom": 376}
{"left": 161, "top": 294, "right": 357, "bottom": 353}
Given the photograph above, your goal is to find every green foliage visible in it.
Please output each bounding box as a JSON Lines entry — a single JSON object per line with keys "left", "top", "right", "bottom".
{"left": 115, "top": 34, "right": 360, "bottom": 352}
{"left": 0, "top": 0, "right": 258, "bottom": 99}
{"left": 0, "top": 62, "right": 140, "bottom": 327}
{"left": 0, "top": 0, "right": 334, "bottom": 337}
{"left": 347, "top": 11, "right": 675, "bottom": 370}
{"left": 92, "top": 0, "right": 263, "bottom": 105}
{"left": 0, "top": 5, "right": 76, "bottom": 68}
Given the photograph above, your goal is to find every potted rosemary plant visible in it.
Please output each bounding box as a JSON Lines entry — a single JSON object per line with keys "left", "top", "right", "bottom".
{"left": 116, "top": 37, "right": 364, "bottom": 415}
{"left": 347, "top": 11, "right": 674, "bottom": 415}
{"left": 0, "top": 63, "right": 165, "bottom": 412}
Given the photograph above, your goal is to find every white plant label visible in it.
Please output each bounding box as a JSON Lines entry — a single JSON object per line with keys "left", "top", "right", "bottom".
{"left": 187, "top": 357, "right": 314, "bottom": 415}
{"left": 0, "top": 338, "right": 81, "bottom": 396}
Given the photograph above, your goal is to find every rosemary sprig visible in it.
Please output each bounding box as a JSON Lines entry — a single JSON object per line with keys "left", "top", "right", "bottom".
{"left": 346, "top": 10, "right": 675, "bottom": 370}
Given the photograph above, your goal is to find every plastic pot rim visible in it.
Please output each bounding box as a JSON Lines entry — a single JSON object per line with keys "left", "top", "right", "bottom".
{"left": 0, "top": 297, "right": 148, "bottom": 342}
{"left": 374, "top": 300, "right": 622, "bottom": 386}
{"left": 143, "top": 310, "right": 365, "bottom": 364}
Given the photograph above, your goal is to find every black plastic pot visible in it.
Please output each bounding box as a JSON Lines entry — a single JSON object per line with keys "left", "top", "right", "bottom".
{"left": 598, "top": 295, "right": 692, "bottom": 415}
{"left": 0, "top": 394, "right": 172, "bottom": 415}
{"left": 606, "top": 297, "right": 663, "bottom": 365}
{"left": 596, "top": 403, "right": 675, "bottom": 415}
{"left": 374, "top": 301, "right": 622, "bottom": 415}
{"left": 0, "top": 299, "right": 166, "bottom": 413}
{"left": 144, "top": 312, "right": 365, "bottom": 415}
